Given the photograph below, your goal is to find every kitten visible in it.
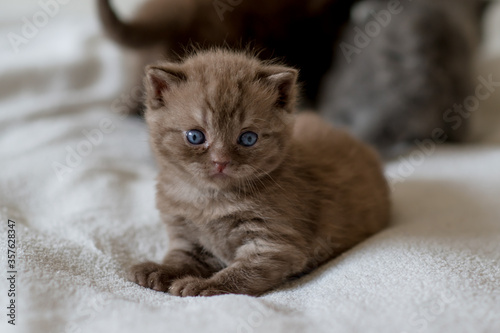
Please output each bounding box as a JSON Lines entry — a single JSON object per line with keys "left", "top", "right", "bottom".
{"left": 97, "top": 0, "right": 354, "bottom": 109}
{"left": 319, "top": 0, "right": 488, "bottom": 157}
{"left": 128, "top": 50, "right": 390, "bottom": 297}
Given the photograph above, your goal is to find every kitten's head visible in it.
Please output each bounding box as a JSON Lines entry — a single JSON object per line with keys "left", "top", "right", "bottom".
{"left": 144, "top": 50, "right": 298, "bottom": 189}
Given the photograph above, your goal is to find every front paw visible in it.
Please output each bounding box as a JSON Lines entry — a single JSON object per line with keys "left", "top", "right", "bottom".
{"left": 169, "top": 277, "right": 228, "bottom": 297}
{"left": 128, "top": 262, "right": 174, "bottom": 292}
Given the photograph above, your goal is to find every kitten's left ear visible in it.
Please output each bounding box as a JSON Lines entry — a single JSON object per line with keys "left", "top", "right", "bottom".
{"left": 257, "top": 66, "right": 298, "bottom": 112}
{"left": 144, "top": 63, "right": 187, "bottom": 110}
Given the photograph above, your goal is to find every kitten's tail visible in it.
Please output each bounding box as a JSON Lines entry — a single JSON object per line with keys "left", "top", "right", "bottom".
{"left": 97, "top": 0, "right": 163, "bottom": 49}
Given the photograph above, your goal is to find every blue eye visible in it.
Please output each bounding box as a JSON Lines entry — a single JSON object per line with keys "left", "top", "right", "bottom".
{"left": 186, "top": 130, "right": 206, "bottom": 145}
{"left": 238, "top": 131, "right": 258, "bottom": 147}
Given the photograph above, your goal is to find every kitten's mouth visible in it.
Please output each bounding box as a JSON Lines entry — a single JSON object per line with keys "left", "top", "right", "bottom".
{"left": 210, "top": 172, "right": 231, "bottom": 179}
{"left": 208, "top": 167, "right": 240, "bottom": 183}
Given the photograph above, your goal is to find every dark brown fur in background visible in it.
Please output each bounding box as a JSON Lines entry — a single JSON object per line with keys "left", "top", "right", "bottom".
{"left": 129, "top": 50, "right": 390, "bottom": 296}
{"left": 97, "top": 0, "right": 354, "bottom": 108}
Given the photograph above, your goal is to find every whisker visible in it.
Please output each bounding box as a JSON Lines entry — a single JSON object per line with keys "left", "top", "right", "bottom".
{"left": 247, "top": 164, "right": 287, "bottom": 194}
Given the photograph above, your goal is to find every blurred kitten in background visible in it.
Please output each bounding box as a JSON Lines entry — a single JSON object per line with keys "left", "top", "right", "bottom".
{"left": 320, "top": 0, "right": 489, "bottom": 157}
{"left": 97, "top": 0, "right": 353, "bottom": 109}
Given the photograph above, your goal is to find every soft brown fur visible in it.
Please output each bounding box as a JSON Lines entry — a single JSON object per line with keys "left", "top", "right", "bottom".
{"left": 129, "top": 50, "right": 390, "bottom": 297}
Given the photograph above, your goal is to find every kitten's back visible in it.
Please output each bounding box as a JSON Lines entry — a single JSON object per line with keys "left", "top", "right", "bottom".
{"left": 292, "top": 112, "right": 390, "bottom": 247}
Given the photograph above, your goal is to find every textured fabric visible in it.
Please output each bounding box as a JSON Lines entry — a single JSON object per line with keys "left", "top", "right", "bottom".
{"left": 1, "top": 1, "right": 500, "bottom": 333}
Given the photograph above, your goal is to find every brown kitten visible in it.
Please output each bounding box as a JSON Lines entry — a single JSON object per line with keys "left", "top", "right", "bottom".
{"left": 129, "top": 50, "right": 390, "bottom": 297}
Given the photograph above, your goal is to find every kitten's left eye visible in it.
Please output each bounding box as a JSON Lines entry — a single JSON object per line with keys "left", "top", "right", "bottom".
{"left": 238, "top": 131, "right": 258, "bottom": 147}
{"left": 186, "top": 130, "right": 206, "bottom": 145}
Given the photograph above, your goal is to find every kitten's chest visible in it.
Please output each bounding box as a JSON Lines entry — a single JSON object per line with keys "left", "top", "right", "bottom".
{"left": 160, "top": 182, "right": 260, "bottom": 262}
{"left": 160, "top": 182, "right": 245, "bottom": 220}
{"left": 189, "top": 203, "right": 257, "bottom": 264}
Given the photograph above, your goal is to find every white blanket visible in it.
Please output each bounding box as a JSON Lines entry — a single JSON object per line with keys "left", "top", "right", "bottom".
{"left": 1, "top": 1, "right": 500, "bottom": 332}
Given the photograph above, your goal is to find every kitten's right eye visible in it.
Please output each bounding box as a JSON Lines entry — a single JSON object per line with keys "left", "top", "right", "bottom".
{"left": 186, "top": 130, "right": 206, "bottom": 145}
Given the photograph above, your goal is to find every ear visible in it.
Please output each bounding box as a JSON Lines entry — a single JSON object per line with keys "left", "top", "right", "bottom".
{"left": 257, "top": 66, "right": 298, "bottom": 112}
{"left": 144, "top": 64, "right": 187, "bottom": 109}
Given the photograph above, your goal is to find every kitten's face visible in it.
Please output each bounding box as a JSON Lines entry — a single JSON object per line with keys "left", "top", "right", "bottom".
{"left": 144, "top": 52, "right": 297, "bottom": 189}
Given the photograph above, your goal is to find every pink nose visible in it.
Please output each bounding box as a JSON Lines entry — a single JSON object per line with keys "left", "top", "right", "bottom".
{"left": 213, "top": 161, "right": 229, "bottom": 173}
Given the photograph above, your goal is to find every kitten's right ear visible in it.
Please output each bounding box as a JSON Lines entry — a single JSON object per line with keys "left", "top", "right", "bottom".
{"left": 144, "top": 64, "right": 187, "bottom": 109}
